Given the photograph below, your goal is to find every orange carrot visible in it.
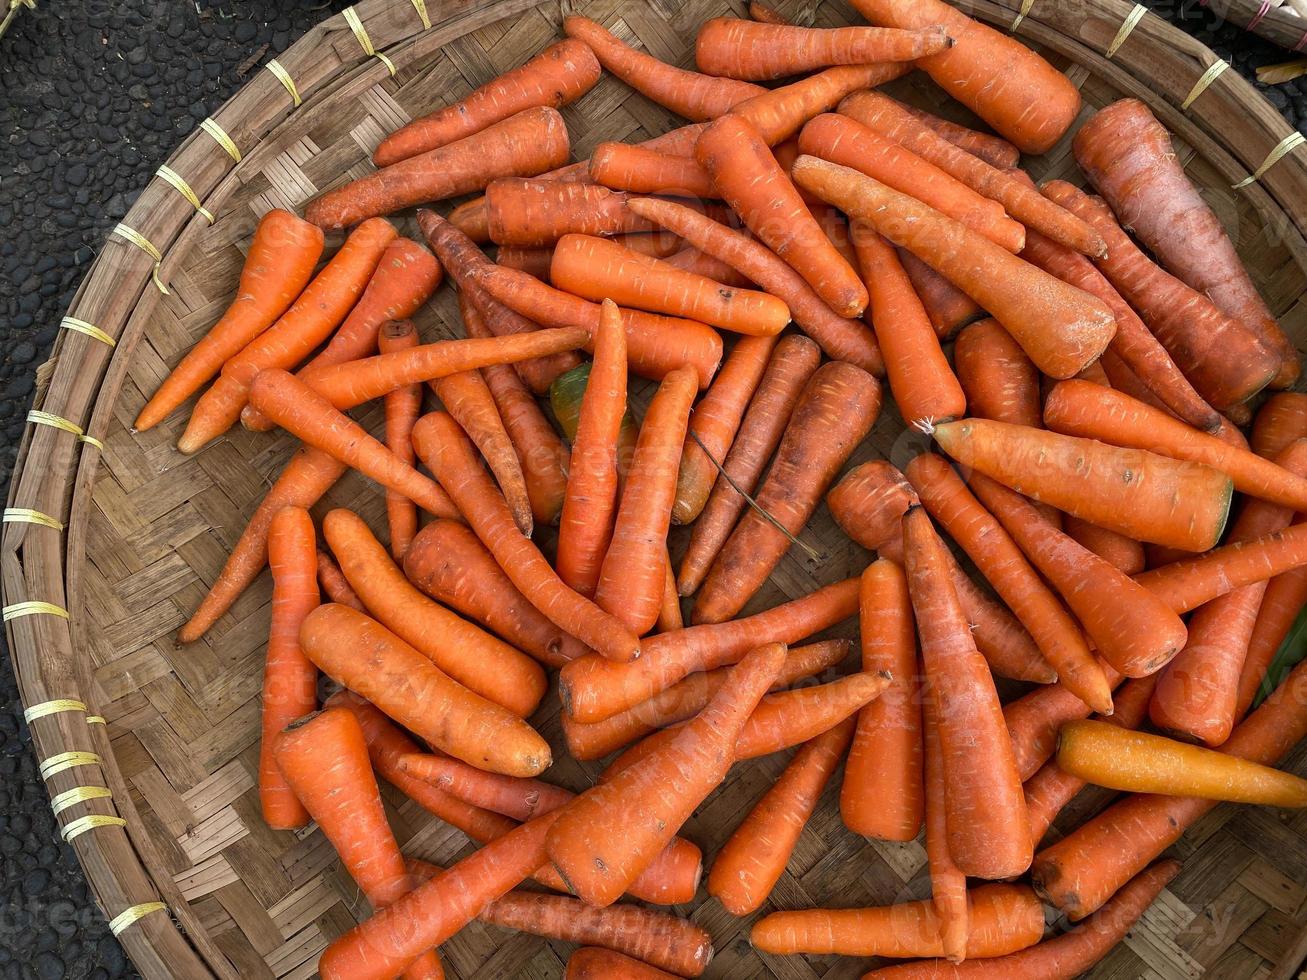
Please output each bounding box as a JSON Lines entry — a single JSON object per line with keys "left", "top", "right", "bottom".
{"left": 1061, "top": 519, "right": 1142, "bottom": 577}
{"left": 898, "top": 103, "right": 1021, "bottom": 169}
{"left": 662, "top": 246, "right": 753, "bottom": 288}
{"left": 397, "top": 754, "right": 573, "bottom": 822}
{"left": 379, "top": 321, "right": 421, "bottom": 559}
{"left": 135, "top": 210, "right": 323, "bottom": 431}
{"left": 565, "top": 949, "right": 677, "bottom": 980}
{"left": 317, "top": 550, "right": 365, "bottom": 611}
{"left": 731, "top": 62, "right": 912, "bottom": 146}
{"left": 590, "top": 141, "right": 717, "bottom": 198}
{"left": 1237, "top": 548, "right": 1307, "bottom": 719}
{"left": 827, "top": 460, "right": 918, "bottom": 551}
{"left": 1003, "top": 672, "right": 1113, "bottom": 784}
{"left": 898, "top": 248, "right": 982, "bottom": 339}
{"left": 259, "top": 507, "right": 318, "bottom": 830}
{"left": 1252, "top": 392, "right": 1307, "bottom": 457}
{"left": 921, "top": 687, "right": 967, "bottom": 963}
{"left": 484, "top": 179, "right": 657, "bottom": 246}
{"left": 495, "top": 245, "right": 554, "bottom": 280}
{"left": 307, "top": 107, "right": 570, "bottom": 229}
{"left": 749, "top": 0, "right": 794, "bottom": 23}
{"left": 841, "top": 560, "right": 923, "bottom": 841}
{"left": 953, "top": 318, "right": 1040, "bottom": 428}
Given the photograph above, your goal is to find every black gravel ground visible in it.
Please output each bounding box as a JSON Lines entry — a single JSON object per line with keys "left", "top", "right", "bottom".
{"left": 0, "top": 2, "right": 1302, "bottom": 977}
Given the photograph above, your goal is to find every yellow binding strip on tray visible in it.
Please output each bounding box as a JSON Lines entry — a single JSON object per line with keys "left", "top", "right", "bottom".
{"left": 200, "top": 118, "right": 242, "bottom": 163}
{"left": 4, "top": 508, "right": 65, "bottom": 530}
{"left": 39, "top": 750, "right": 101, "bottom": 780}
{"left": 109, "top": 902, "right": 168, "bottom": 937}
{"left": 410, "top": 0, "right": 431, "bottom": 29}
{"left": 61, "top": 316, "right": 116, "bottom": 346}
{"left": 51, "top": 786, "right": 112, "bottom": 817}
{"left": 1182, "top": 60, "right": 1229, "bottom": 110}
{"left": 266, "top": 59, "right": 302, "bottom": 107}
{"left": 3, "top": 600, "right": 70, "bottom": 622}
{"left": 87, "top": 715, "right": 106, "bottom": 725}
{"left": 1233, "top": 131, "right": 1306, "bottom": 189}
{"left": 1011, "top": 0, "right": 1037, "bottom": 31}
{"left": 156, "top": 165, "right": 214, "bottom": 224}
{"left": 23, "top": 698, "right": 86, "bottom": 723}
{"left": 26, "top": 410, "right": 104, "bottom": 450}
{"left": 1106, "top": 4, "right": 1147, "bottom": 58}
{"left": 62, "top": 814, "right": 127, "bottom": 842}
{"left": 344, "top": 7, "right": 397, "bottom": 75}
{"left": 111, "top": 223, "right": 170, "bottom": 295}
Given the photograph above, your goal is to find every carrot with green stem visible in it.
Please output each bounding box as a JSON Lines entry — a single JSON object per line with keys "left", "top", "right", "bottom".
{"left": 590, "top": 142, "right": 717, "bottom": 199}
{"left": 898, "top": 103, "right": 1021, "bottom": 169}
{"left": 827, "top": 461, "right": 918, "bottom": 551}
{"left": 899, "top": 248, "right": 983, "bottom": 339}
{"left": 921, "top": 687, "right": 967, "bottom": 963}
{"left": 317, "top": 550, "right": 365, "bottom": 611}
{"left": 379, "top": 321, "right": 421, "bottom": 559}
{"left": 730, "top": 62, "right": 912, "bottom": 146}
{"left": 1252, "top": 392, "right": 1307, "bottom": 457}
{"left": 135, "top": 210, "right": 323, "bottom": 431}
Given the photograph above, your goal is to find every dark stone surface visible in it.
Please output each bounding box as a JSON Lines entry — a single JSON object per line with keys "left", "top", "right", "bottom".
{"left": 0, "top": 0, "right": 1299, "bottom": 977}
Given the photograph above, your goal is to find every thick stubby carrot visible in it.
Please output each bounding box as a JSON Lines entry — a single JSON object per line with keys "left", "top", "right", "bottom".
{"left": 259, "top": 507, "right": 318, "bottom": 829}
{"left": 907, "top": 454, "right": 1112, "bottom": 713}
{"left": 921, "top": 689, "right": 967, "bottom": 962}
{"left": 899, "top": 103, "right": 1021, "bottom": 169}
{"left": 931, "top": 417, "right": 1233, "bottom": 552}
{"left": 697, "top": 115, "right": 867, "bottom": 318}
{"left": 838, "top": 91, "right": 1101, "bottom": 255}
{"left": 695, "top": 18, "right": 950, "bottom": 80}
{"left": 864, "top": 861, "right": 1180, "bottom": 980}
{"left": 596, "top": 368, "right": 699, "bottom": 635}
{"left": 731, "top": 63, "right": 912, "bottom": 146}
{"left": 375, "top": 40, "right": 600, "bottom": 166}
{"left": 842, "top": 560, "right": 923, "bottom": 842}
{"left": 1136, "top": 522, "right": 1307, "bottom": 614}
{"left": 397, "top": 755, "right": 574, "bottom": 822}
{"left": 751, "top": 883, "right": 1045, "bottom": 958}
{"left": 904, "top": 505, "right": 1032, "bottom": 878}
{"left": 898, "top": 249, "right": 982, "bottom": 339}
{"left": 472, "top": 262, "right": 722, "bottom": 388}
{"left": 379, "top": 321, "right": 421, "bottom": 559}
{"left": 180, "top": 447, "right": 346, "bottom": 643}
{"left": 794, "top": 156, "right": 1115, "bottom": 378}
{"left": 566, "top": 949, "right": 677, "bottom": 980}
{"left": 317, "top": 550, "right": 365, "bottom": 611}
{"left": 1253, "top": 392, "right": 1307, "bottom": 457}
{"left": 801, "top": 114, "right": 1024, "bottom": 252}
{"left": 1075, "top": 99, "right": 1297, "bottom": 387}
{"left": 953, "top": 318, "right": 1040, "bottom": 428}
{"left": 590, "top": 142, "right": 717, "bottom": 198}
{"left": 561, "top": 576, "right": 860, "bottom": 722}
{"left": 484, "top": 180, "right": 656, "bottom": 246}
{"left": 323, "top": 509, "right": 546, "bottom": 718}
{"left": 136, "top": 210, "right": 323, "bottom": 431}
{"left": 855, "top": 231, "right": 966, "bottom": 426}
{"left": 626, "top": 197, "right": 881, "bottom": 372}
{"left": 827, "top": 461, "right": 918, "bottom": 551}
{"left": 549, "top": 643, "right": 786, "bottom": 906}
{"left": 177, "top": 218, "right": 398, "bottom": 452}
{"left": 307, "top": 107, "right": 569, "bottom": 229}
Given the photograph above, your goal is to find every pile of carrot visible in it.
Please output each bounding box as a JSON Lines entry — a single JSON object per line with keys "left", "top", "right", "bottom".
{"left": 136, "top": 2, "right": 1307, "bottom": 977}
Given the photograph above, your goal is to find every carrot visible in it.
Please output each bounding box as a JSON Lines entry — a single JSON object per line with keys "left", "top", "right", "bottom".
{"left": 827, "top": 461, "right": 918, "bottom": 551}
{"left": 749, "top": 0, "right": 794, "bottom": 23}
{"left": 1075, "top": 99, "right": 1297, "bottom": 387}
{"left": 863, "top": 861, "right": 1181, "bottom": 980}
{"left": 695, "top": 363, "right": 881, "bottom": 624}
{"left": 565, "top": 949, "right": 677, "bottom": 980}
{"left": 1004, "top": 668, "right": 1127, "bottom": 784}
{"left": 898, "top": 103, "right": 1021, "bottom": 169}
{"left": 696, "top": 115, "right": 868, "bottom": 318}
{"left": 903, "top": 505, "right": 1032, "bottom": 878}
{"left": 596, "top": 367, "right": 699, "bottom": 635}
{"left": 1252, "top": 392, "right": 1307, "bottom": 457}
{"left": 590, "top": 142, "right": 717, "bottom": 198}
{"left": 750, "top": 883, "right": 1045, "bottom": 958}
{"left": 258, "top": 507, "right": 318, "bottom": 829}
{"left": 800, "top": 114, "right": 1025, "bottom": 252}
{"left": 841, "top": 560, "right": 923, "bottom": 842}
{"left": 906, "top": 454, "right": 1112, "bottom": 713}
{"left": 562, "top": 14, "right": 764, "bottom": 121}
{"left": 484, "top": 180, "right": 657, "bottom": 246}
{"left": 495, "top": 245, "right": 553, "bottom": 280}
{"left": 953, "top": 318, "right": 1041, "bottom": 428}
{"left": 898, "top": 249, "right": 983, "bottom": 340}
{"left": 413, "top": 410, "right": 641, "bottom": 662}
{"left": 550, "top": 362, "right": 641, "bottom": 483}
{"left": 472, "top": 262, "right": 723, "bottom": 388}
{"left": 921, "top": 687, "right": 967, "bottom": 963}
{"left": 837, "top": 91, "right": 1102, "bottom": 256}
{"left": 561, "top": 576, "right": 860, "bottom": 723}
{"left": 662, "top": 246, "right": 752, "bottom": 288}
{"left": 396, "top": 755, "right": 573, "bottom": 822}
{"left": 930, "top": 417, "right": 1233, "bottom": 552}
{"left": 135, "top": 210, "right": 323, "bottom": 431}
{"left": 316, "top": 550, "right": 365, "bottom": 611}
{"left": 1237, "top": 546, "right": 1307, "bottom": 719}
{"left": 709, "top": 717, "right": 856, "bottom": 915}
{"left": 179, "top": 446, "right": 346, "bottom": 643}
{"left": 272, "top": 708, "right": 445, "bottom": 980}
{"left": 377, "top": 321, "right": 422, "bottom": 559}
{"left": 323, "top": 508, "right": 546, "bottom": 717}
{"left": 625, "top": 197, "right": 882, "bottom": 373}
{"left": 548, "top": 643, "right": 786, "bottom": 906}
{"left": 793, "top": 155, "right": 1115, "bottom": 378}
{"left": 459, "top": 295, "right": 569, "bottom": 527}
{"left": 307, "top": 107, "right": 570, "bottom": 229}
{"left": 449, "top": 196, "right": 493, "bottom": 243}
{"left": 1060, "top": 519, "right": 1143, "bottom": 576}
{"left": 731, "top": 62, "right": 913, "bottom": 146}
{"left": 375, "top": 39, "right": 600, "bottom": 166}
{"left": 673, "top": 336, "right": 777, "bottom": 525}
{"left": 695, "top": 18, "right": 951, "bottom": 80}
{"left": 176, "top": 218, "right": 398, "bottom": 452}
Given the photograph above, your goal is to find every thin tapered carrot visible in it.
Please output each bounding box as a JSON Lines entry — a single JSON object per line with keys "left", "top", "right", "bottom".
{"left": 854, "top": 230, "right": 966, "bottom": 427}
{"left": 323, "top": 508, "right": 546, "bottom": 718}
{"left": 484, "top": 179, "right": 658, "bottom": 246}
{"left": 566, "top": 949, "right": 677, "bottom": 980}
{"left": 379, "top": 320, "right": 421, "bottom": 559}
{"left": 841, "top": 560, "right": 923, "bottom": 842}
{"left": 899, "top": 248, "right": 983, "bottom": 339}
{"left": 906, "top": 453, "right": 1112, "bottom": 714}
{"left": 397, "top": 754, "right": 573, "bottom": 821}
{"left": 272, "top": 709, "right": 445, "bottom": 980}
{"left": 709, "top": 717, "right": 856, "bottom": 915}
{"left": 135, "top": 210, "right": 323, "bottom": 431}
{"left": 921, "top": 688, "right": 967, "bottom": 963}
{"left": 930, "top": 417, "right": 1233, "bottom": 552}
{"left": 550, "top": 362, "right": 639, "bottom": 479}
{"left": 259, "top": 506, "right": 318, "bottom": 830}
{"left": 750, "top": 883, "right": 1045, "bottom": 958}
{"left": 731, "top": 62, "right": 912, "bottom": 146}
{"left": 179, "top": 446, "right": 346, "bottom": 643}
{"left": 749, "top": 0, "right": 793, "bottom": 23}
{"left": 317, "top": 550, "right": 365, "bottom": 611}
{"left": 953, "top": 318, "right": 1041, "bottom": 428}
{"left": 1252, "top": 392, "right": 1307, "bottom": 457}
{"left": 663, "top": 246, "right": 752, "bottom": 288}
{"left": 177, "top": 218, "right": 398, "bottom": 452}
{"left": 626, "top": 196, "right": 882, "bottom": 373}
{"left": 561, "top": 576, "right": 861, "bottom": 723}
{"left": 1062, "top": 518, "right": 1145, "bottom": 575}
{"left": 596, "top": 367, "right": 699, "bottom": 635}
{"left": 695, "top": 362, "right": 881, "bottom": 624}
{"left": 864, "top": 861, "right": 1180, "bottom": 980}
{"left": 1237, "top": 545, "right": 1307, "bottom": 719}
{"left": 590, "top": 142, "right": 717, "bottom": 198}
{"left": 412, "top": 410, "right": 641, "bottom": 662}
{"left": 247, "top": 369, "right": 459, "bottom": 519}
{"left": 827, "top": 461, "right": 918, "bottom": 551}
{"left": 374, "top": 39, "right": 600, "bottom": 166}
{"left": 793, "top": 155, "right": 1115, "bottom": 379}
{"left": 903, "top": 505, "right": 1032, "bottom": 878}
{"left": 549, "top": 643, "right": 786, "bottom": 907}
{"left": 307, "top": 106, "right": 570, "bottom": 229}
{"left": 656, "top": 551, "right": 683, "bottom": 634}
{"left": 899, "top": 103, "right": 1021, "bottom": 169}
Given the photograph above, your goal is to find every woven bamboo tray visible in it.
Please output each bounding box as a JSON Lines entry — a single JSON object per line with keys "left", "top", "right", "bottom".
{"left": 8, "top": 0, "right": 1307, "bottom": 977}
{"left": 1202, "top": 0, "right": 1307, "bottom": 51}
